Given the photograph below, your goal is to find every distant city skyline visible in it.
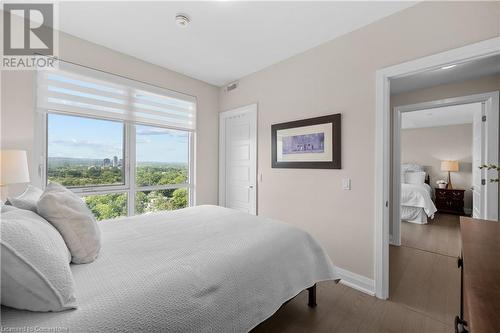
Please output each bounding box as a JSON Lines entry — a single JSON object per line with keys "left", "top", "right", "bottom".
{"left": 47, "top": 113, "right": 189, "bottom": 163}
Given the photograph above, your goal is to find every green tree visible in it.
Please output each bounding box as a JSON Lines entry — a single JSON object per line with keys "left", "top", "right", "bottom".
{"left": 84, "top": 193, "right": 127, "bottom": 221}
{"left": 171, "top": 188, "right": 188, "bottom": 209}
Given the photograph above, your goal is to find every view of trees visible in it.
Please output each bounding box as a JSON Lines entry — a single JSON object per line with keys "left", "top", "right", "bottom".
{"left": 135, "top": 188, "right": 188, "bottom": 215}
{"left": 84, "top": 193, "right": 127, "bottom": 221}
{"left": 136, "top": 164, "right": 187, "bottom": 186}
{"left": 48, "top": 161, "right": 189, "bottom": 221}
{"left": 48, "top": 165, "right": 124, "bottom": 186}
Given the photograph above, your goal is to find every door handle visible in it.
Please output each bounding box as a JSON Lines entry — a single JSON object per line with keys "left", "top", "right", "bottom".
{"left": 247, "top": 185, "right": 254, "bottom": 189}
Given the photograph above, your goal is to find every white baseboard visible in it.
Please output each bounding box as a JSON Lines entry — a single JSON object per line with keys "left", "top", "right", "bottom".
{"left": 335, "top": 266, "right": 375, "bottom": 296}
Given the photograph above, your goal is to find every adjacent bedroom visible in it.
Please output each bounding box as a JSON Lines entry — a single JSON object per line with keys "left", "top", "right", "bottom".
{"left": 399, "top": 106, "right": 475, "bottom": 254}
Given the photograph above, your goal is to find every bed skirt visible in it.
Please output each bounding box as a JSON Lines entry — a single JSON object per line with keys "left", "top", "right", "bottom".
{"left": 401, "top": 206, "right": 429, "bottom": 224}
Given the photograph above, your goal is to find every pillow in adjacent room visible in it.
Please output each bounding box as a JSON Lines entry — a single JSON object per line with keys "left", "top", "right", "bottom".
{"left": 37, "top": 182, "right": 101, "bottom": 264}
{"left": 6, "top": 185, "right": 43, "bottom": 212}
{"left": 1, "top": 207, "right": 77, "bottom": 312}
{"left": 405, "top": 171, "right": 426, "bottom": 185}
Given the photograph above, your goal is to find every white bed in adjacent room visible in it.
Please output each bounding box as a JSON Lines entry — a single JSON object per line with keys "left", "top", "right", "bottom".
{"left": 1, "top": 205, "right": 337, "bottom": 333}
{"left": 400, "top": 164, "right": 437, "bottom": 224}
{"left": 401, "top": 183, "right": 437, "bottom": 224}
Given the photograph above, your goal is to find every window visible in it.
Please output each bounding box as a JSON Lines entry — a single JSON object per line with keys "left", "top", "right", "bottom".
{"left": 135, "top": 125, "right": 189, "bottom": 187}
{"left": 47, "top": 113, "right": 125, "bottom": 187}
{"left": 38, "top": 63, "right": 195, "bottom": 221}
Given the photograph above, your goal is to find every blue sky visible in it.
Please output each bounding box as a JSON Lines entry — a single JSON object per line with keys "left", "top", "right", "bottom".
{"left": 48, "top": 114, "right": 188, "bottom": 163}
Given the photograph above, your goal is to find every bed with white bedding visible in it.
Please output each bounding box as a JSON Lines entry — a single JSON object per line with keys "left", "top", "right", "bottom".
{"left": 401, "top": 183, "right": 437, "bottom": 224}
{"left": 1, "top": 205, "right": 337, "bottom": 333}
{"left": 400, "top": 164, "right": 437, "bottom": 224}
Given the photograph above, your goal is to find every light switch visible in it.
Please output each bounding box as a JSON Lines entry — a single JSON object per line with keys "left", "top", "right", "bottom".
{"left": 342, "top": 178, "right": 351, "bottom": 190}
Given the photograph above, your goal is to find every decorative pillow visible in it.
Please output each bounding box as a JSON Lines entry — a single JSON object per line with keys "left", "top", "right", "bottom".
{"left": 6, "top": 185, "right": 43, "bottom": 212}
{"left": 401, "top": 163, "right": 424, "bottom": 173}
{"left": 405, "top": 171, "right": 426, "bottom": 185}
{"left": 1, "top": 207, "right": 76, "bottom": 312}
{"left": 37, "top": 183, "right": 101, "bottom": 264}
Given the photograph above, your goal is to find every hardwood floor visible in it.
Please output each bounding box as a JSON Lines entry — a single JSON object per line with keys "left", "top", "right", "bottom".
{"left": 389, "top": 245, "right": 460, "bottom": 327}
{"left": 252, "top": 277, "right": 454, "bottom": 332}
{"left": 252, "top": 214, "right": 461, "bottom": 333}
{"left": 401, "top": 213, "right": 461, "bottom": 257}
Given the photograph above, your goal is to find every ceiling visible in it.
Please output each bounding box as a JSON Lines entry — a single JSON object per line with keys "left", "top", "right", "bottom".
{"left": 401, "top": 103, "right": 482, "bottom": 130}
{"left": 391, "top": 54, "right": 500, "bottom": 95}
{"left": 57, "top": 1, "right": 417, "bottom": 86}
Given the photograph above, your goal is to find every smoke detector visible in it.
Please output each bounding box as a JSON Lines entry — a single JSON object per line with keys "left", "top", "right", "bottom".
{"left": 175, "top": 14, "right": 190, "bottom": 28}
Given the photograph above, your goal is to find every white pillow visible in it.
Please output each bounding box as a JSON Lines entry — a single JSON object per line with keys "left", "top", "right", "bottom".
{"left": 37, "top": 182, "right": 101, "bottom": 264}
{"left": 405, "top": 171, "right": 426, "bottom": 185}
{"left": 6, "top": 185, "right": 43, "bottom": 212}
{"left": 1, "top": 207, "right": 76, "bottom": 312}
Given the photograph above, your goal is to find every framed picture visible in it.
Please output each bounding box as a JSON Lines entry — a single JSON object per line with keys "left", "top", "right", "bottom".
{"left": 271, "top": 114, "right": 341, "bottom": 169}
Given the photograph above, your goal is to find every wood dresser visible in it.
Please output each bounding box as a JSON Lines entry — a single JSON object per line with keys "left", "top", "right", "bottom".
{"left": 435, "top": 188, "right": 465, "bottom": 215}
{"left": 456, "top": 217, "right": 500, "bottom": 333}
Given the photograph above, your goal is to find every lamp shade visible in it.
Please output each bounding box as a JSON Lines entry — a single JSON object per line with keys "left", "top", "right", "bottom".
{"left": 0, "top": 150, "right": 30, "bottom": 186}
{"left": 441, "top": 160, "right": 459, "bottom": 172}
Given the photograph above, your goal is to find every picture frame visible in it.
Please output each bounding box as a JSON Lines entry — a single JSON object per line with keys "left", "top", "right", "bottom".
{"left": 271, "top": 114, "right": 341, "bottom": 169}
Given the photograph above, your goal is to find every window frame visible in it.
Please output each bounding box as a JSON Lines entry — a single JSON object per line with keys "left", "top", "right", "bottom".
{"left": 36, "top": 110, "right": 195, "bottom": 217}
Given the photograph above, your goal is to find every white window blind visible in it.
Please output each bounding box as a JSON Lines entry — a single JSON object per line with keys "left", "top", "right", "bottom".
{"left": 37, "top": 63, "right": 196, "bottom": 131}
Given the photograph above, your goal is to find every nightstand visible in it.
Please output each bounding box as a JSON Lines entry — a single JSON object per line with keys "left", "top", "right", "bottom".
{"left": 435, "top": 188, "right": 465, "bottom": 215}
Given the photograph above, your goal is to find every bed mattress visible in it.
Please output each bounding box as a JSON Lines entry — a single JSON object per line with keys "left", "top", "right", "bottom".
{"left": 1, "top": 205, "right": 337, "bottom": 333}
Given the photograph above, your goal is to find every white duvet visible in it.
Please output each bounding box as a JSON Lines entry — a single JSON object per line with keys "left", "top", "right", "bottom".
{"left": 401, "top": 183, "right": 437, "bottom": 217}
{"left": 1, "top": 205, "right": 337, "bottom": 333}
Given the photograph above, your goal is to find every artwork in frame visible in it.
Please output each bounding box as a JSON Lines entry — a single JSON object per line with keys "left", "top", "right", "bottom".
{"left": 271, "top": 114, "right": 341, "bottom": 169}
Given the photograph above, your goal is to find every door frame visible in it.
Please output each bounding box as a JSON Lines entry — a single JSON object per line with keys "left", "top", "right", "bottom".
{"left": 392, "top": 92, "right": 499, "bottom": 246}
{"left": 375, "top": 36, "right": 500, "bottom": 299}
{"left": 219, "top": 103, "right": 258, "bottom": 214}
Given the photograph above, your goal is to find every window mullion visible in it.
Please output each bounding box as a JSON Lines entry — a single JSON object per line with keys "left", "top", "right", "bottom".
{"left": 127, "top": 87, "right": 136, "bottom": 216}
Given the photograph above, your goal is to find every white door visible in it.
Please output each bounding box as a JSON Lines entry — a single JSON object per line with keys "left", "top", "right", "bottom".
{"left": 472, "top": 97, "right": 499, "bottom": 220}
{"left": 472, "top": 103, "right": 483, "bottom": 218}
{"left": 219, "top": 104, "right": 257, "bottom": 215}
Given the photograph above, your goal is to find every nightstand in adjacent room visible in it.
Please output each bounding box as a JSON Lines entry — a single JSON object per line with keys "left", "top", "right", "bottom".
{"left": 435, "top": 188, "right": 465, "bottom": 215}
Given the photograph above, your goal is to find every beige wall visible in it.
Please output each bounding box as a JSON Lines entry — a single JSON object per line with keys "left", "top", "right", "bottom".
{"left": 218, "top": 1, "right": 500, "bottom": 279}
{"left": 0, "top": 32, "right": 220, "bottom": 204}
{"left": 401, "top": 124, "right": 473, "bottom": 211}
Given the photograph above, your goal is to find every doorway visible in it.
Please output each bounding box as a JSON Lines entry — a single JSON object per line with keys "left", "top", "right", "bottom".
{"left": 386, "top": 62, "right": 499, "bottom": 326}
{"left": 391, "top": 92, "right": 499, "bottom": 246}
{"left": 219, "top": 104, "right": 258, "bottom": 215}
{"left": 374, "top": 37, "right": 500, "bottom": 300}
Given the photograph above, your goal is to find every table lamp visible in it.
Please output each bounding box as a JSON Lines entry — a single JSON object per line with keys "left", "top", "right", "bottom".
{"left": 0, "top": 150, "right": 30, "bottom": 199}
{"left": 441, "top": 160, "right": 459, "bottom": 189}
